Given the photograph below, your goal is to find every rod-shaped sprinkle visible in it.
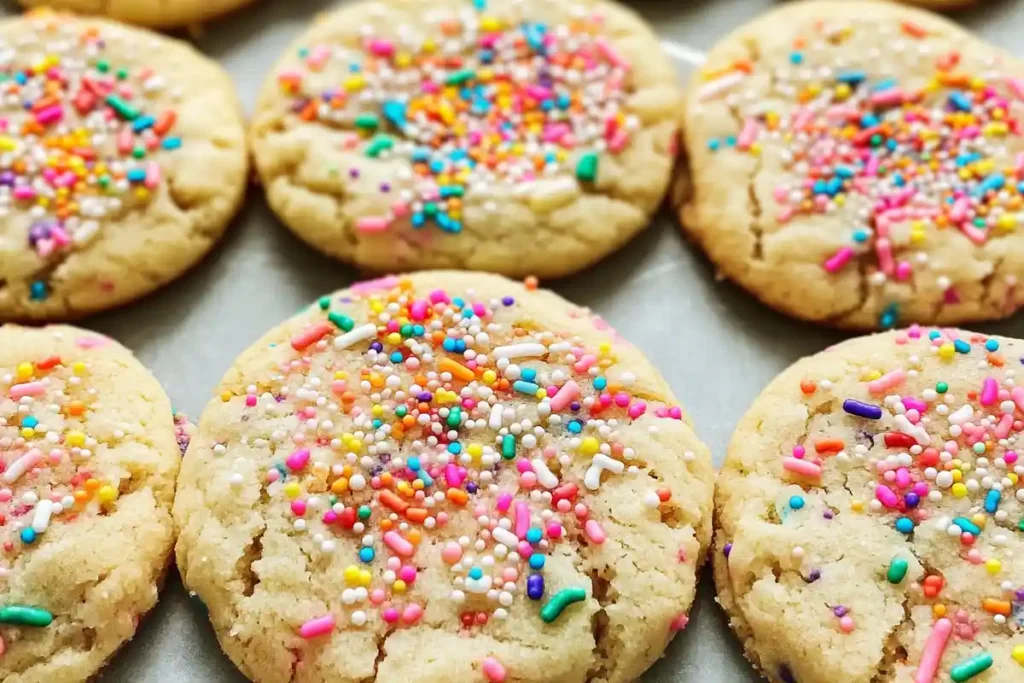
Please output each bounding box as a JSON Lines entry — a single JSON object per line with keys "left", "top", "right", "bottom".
{"left": 914, "top": 618, "right": 952, "bottom": 683}
{"left": 0, "top": 605, "right": 53, "bottom": 627}
{"left": 539, "top": 587, "right": 587, "bottom": 623}
{"left": 950, "top": 653, "right": 993, "bottom": 682}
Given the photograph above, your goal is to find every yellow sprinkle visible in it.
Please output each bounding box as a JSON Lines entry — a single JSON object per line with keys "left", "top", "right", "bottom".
{"left": 0, "top": 136, "right": 16, "bottom": 151}
{"left": 998, "top": 214, "right": 1017, "bottom": 231}
{"left": 850, "top": 500, "right": 864, "bottom": 512}
{"left": 386, "top": 332, "right": 401, "bottom": 345}
{"left": 331, "top": 478, "right": 348, "bottom": 494}
{"left": 344, "top": 74, "right": 366, "bottom": 91}
{"left": 20, "top": 427, "right": 34, "bottom": 439}
{"left": 482, "top": 370, "right": 497, "bottom": 385}
{"left": 72, "top": 361, "right": 86, "bottom": 375}
{"left": 358, "top": 570, "right": 372, "bottom": 587}
{"left": 951, "top": 482, "right": 968, "bottom": 498}
{"left": 1012, "top": 645, "right": 1024, "bottom": 665}
{"left": 344, "top": 565, "right": 361, "bottom": 585}
{"left": 468, "top": 444, "right": 483, "bottom": 459}
{"left": 15, "top": 362, "right": 33, "bottom": 380}
{"left": 985, "top": 559, "right": 1002, "bottom": 574}
{"left": 283, "top": 482, "right": 301, "bottom": 499}
{"left": 579, "top": 437, "right": 600, "bottom": 456}
{"left": 864, "top": 370, "right": 882, "bottom": 381}
{"left": 932, "top": 604, "right": 946, "bottom": 618}
{"left": 220, "top": 391, "right": 232, "bottom": 402}
{"left": 938, "top": 344, "right": 955, "bottom": 360}
{"left": 97, "top": 485, "right": 117, "bottom": 504}
{"left": 971, "top": 513, "right": 986, "bottom": 529}
{"left": 65, "top": 431, "right": 85, "bottom": 448}
{"left": 392, "top": 579, "right": 407, "bottom": 593}
{"left": 479, "top": 16, "right": 501, "bottom": 31}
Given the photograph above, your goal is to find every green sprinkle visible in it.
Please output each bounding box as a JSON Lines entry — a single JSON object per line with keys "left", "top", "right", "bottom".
{"left": 886, "top": 558, "right": 908, "bottom": 584}
{"left": 328, "top": 312, "right": 355, "bottom": 332}
{"left": 540, "top": 587, "right": 587, "bottom": 624}
{"left": 1018, "top": 518, "right": 1024, "bottom": 532}
{"left": 936, "top": 382, "right": 948, "bottom": 394}
{"left": 132, "top": 146, "right": 146, "bottom": 159}
{"left": 576, "top": 152, "right": 599, "bottom": 182}
{"left": 365, "top": 134, "right": 393, "bottom": 158}
{"left": 445, "top": 69, "right": 476, "bottom": 85}
{"left": 0, "top": 605, "right": 53, "bottom": 627}
{"left": 355, "top": 113, "right": 379, "bottom": 130}
{"left": 318, "top": 296, "right": 331, "bottom": 310}
{"left": 105, "top": 94, "right": 140, "bottom": 121}
{"left": 116, "top": 68, "right": 129, "bottom": 80}
{"left": 357, "top": 505, "right": 371, "bottom": 520}
{"left": 96, "top": 60, "right": 110, "bottom": 73}
{"left": 501, "top": 434, "right": 516, "bottom": 460}
{"left": 950, "top": 653, "right": 993, "bottom": 682}
{"left": 447, "top": 407, "right": 461, "bottom": 428}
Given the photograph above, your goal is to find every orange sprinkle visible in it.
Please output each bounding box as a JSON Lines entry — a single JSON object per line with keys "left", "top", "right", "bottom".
{"left": 405, "top": 508, "right": 428, "bottom": 524}
{"left": 982, "top": 598, "right": 1012, "bottom": 616}
{"left": 446, "top": 488, "right": 468, "bottom": 506}
{"left": 380, "top": 489, "right": 410, "bottom": 514}
{"left": 814, "top": 439, "right": 845, "bottom": 454}
{"left": 439, "top": 358, "right": 475, "bottom": 382}
{"left": 799, "top": 380, "right": 817, "bottom": 395}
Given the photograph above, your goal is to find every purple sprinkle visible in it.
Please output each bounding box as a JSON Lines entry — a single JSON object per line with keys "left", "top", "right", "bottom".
{"left": 349, "top": 168, "right": 360, "bottom": 178}
{"left": 833, "top": 606, "right": 848, "bottom": 617}
{"left": 822, "top": 510, "right": 834, "bottom": 520}
{"left": 527, "top": 574, "right": 544, "bottom": 600}
{"left": 502, "top": 296, "right": 515, "bottom": 306}
{"left": 380, "top": 183, "right": 391, "bottom": 192}
{"left": 569, "top": 401, "right": 580, "bottom": 411}
{"left": 806, "top": 569, "right": 821, "bottom": 583}
{"left": 905, "top": 492, "right": 920, "bottom": 508}
{"left": 418, "top": 392, "right": 433, "bottom": 402}
{"left": 369, "top": 341, "right": 384, "bottom": 352}
{"left": 466, "top": 482, "right": 478, "bottom": 494}
{"left": 723, "top": 542, "right": 733, "bottom": 558}
{"left": 843, "top": 398, "right": 883, "bottom": 420}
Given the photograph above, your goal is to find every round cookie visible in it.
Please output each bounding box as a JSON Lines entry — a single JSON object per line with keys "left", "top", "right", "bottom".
{"left": 251, "top": 0, "right": 680, "bottom": 278}
{"left": 0, "top": 324, "right": 182, "bottom": 683}
{"left": 676, "top": 1, "right": 1024, "bottom": 329}
{"left": 173, "top": 271, "right": 715, "bottom": 683}
{"left": 16, "top": 0, "right": 254, "bottom": 29}
{"left": 715, "top": 327, "right": 1024, "bottom": 683}
{"left": 0, "top": 11, "right": 248, "bottom": 321}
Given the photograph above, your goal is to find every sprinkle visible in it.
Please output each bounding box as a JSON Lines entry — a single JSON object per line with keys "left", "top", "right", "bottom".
{"left": 886, "top": 558, "right": 908, "bottom": 584}
{"left": 298, "top": 614, "right": 335, "bottom": 639}
{"left": 383, "top": 531, "right": 414, "bottom": 557}
{"left": 0, "top": 606, "right": 53, "bottom": 627}
{"left": 576, "top": 153, "right": 598, "bottom": 182}
{"left": 843, "top": 398, "right": 883, "bottom": 419}
{"left": 950, "top": 653, "right": 993, "bottom": 682}
{"left": 539, "top": 587, "right": 587, "bottom": 623}
{"left": 482, "top": 657, "right": 506, "bottom": 682}
{"left": 915, "top": 618, "right": 952, "bottom": 683}
{"left": 334, "top": 324, "right": 378, "bottom": 350}
{"left": 783, "top": 457, "right": 822, "bottom": 479}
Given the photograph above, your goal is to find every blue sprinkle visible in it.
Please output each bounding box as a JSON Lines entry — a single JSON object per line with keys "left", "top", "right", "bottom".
{"left": 527, "top": 574, "right": 544, "bottom": 600}
{"left": 526, "top": 528, "right": 543, "bottom": 544}
{"left": 895, "top": 517, "right": 915, "bottom": 534}
{"left": 593, "top": 377, "right": 607, "bottom": 391}
{"left": 953, "top": 517, "right": 981, "bottom": 536}
{"left": 20, "top": 528, "right": 36, "bottom": 544}
{"left": 860, "top": 114, "right": 880, "bottom": 128}
{"left": 836, "top": 70, "right": 866, "bottom": 85}
{"left": 985, "top": 339, "right": 1000, "bottom": 352}
{"left": 872, "top": 78, "right": 897, "bottom": 92}
{"left": 954, "top": 339, "right": 971, "bottom": 354}
{"left": 21, "top": 416, "right": 38, "bottom": 429}
{"left": 447, "top": 443, "right": 462, "bottom": 455}
{"left": 162, "top": 137, "right": 182, "bottom": 150}
{"left": 411, "top": 212, "right": 425, "bottom": 228}
{"left": 521, "top": 368, "right": 537, "bottom": 382}
{"left": 126, "top": 168, "right": 146, "bottom": 182}
{"left": 389, "top": 351, "right": 403, "bottom": 363}
{"left": 568, "top": 420, "right": 583, "bottom": 434}
{"left": 852, "top": 228, "right": 871, "bottom": 243}
{"left": 789, "top": 52, "right": 803, "bottom": 65}
{"left": 469, "top": 566, "right": 483, "bottom": 580}
{"left": 407, "top": 457, "right": 421, "bottom": 471}
{"left": 132, "top": 115, "right": 155, "bottom": 132}
{"left": 513, "top": 380, "right": 540, "bottom": 395}
{"left": 789, "top": 496, "right": 805, "bottom": 510}
{"left": 708, "top": 138, "right": 721, "bottom": 151}
{"left": 835, "top": 166, "right": 854, "bottom": 178}
{"left": 382, "top": 100, "right": 407, "bottom": 129}
{"left": 985, "top": 489, "right": 1001, "bottom": 514}
{"left": 359, "top": 547, "right": 375, "bottom": 563}
{"left": 529, "top": 554, "right": 545, "bottom": 570}
{"left": 949, "top": 90, "right": 972, "bottom": 112}
{"left": 880, "top": 303, "right": 899, "bottom": 329}
{"left": 29, "top": 281, "right": 47, "bottom": 301}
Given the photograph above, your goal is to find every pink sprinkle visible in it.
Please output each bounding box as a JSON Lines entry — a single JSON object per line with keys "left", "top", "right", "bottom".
{"left": 356, "top": 216, "right": 391, "bottom": 233}
{"left": 368, "top": 39, "right": 395, "bottom": 57}
{"left": 382, "top": 608, "right": 399, "bottom": 624}
{"left": 442, "top": 542, "right": 462, "bottom": 564}
{"left": 401, "top": 604, "right": 423, "bottom": 625}
{"left": 514, "top": 502, "right": 530, "bottom": 538}
{"left": 823, "top": 247, "right": 854, "bottom": 273}
{"left": 409, "top": 300, "right": 429, "bottom": 321}
{"left": 783, "top": 457, "right": 821, "bottom": 479}
{"left": 914, "top": 618, "right": 952, "bottom": 683}
{"left": 549, "top": 380, "right": 580, "bottom": 411}
{"left": 384, "top": 531, "right": 414, "bottom": 557}
{"left": 13, "top": 186, "right": 35, "bottom": 201}
{"left": 670, "top": 613, "right": 690, "bottom": 631}
{"left": 144, "top": 162, "right": 161, "bottom": 189}
{"left": 298, "top": 614, "right": 335, "bottom": 639}
{"left": 995, "top": 413, "right": 1014, "bottom": 440}
{"left": 960, "top": 223, "right": 987, "bottom": 245}
{"left": 870, "top": 88, "right": 905, "bottom": 106}
{"left": 895, "top": 261, "right": 912, "bottom": 281}
{"left": 901, "top": 396, "right": 926, "bottom": 412}
{"left": 736, "top": 118, "right": 758, "bottom": 150}
{"left": 980, "top": 377, "right": 999, "bottom": 406}
{"left": 627, "top": 402, "right": 646, "bottom": 419}
{"left": 496, "top": 493, "right": 512, "bottom": 513}
{"left": 875, "top": 484, "right": 900, "bottom": 510}
{"left": 594, "top": 37, "right": 627, "bottom": 68}
{"left": 445, "top": 464, "right": 465, "bottom": 488}
{"left": 34, "top": 104, "right": 63, "bottom": 126}
{"left": 9, "top": 382, "right": 45, "bottom": 399}
{"left": 585, "top": 519, "right": 607, "bottom": 544}
{"left": 875, "top": 238, "right": 895, "bottom": 275}
{"left": 291, "top": 500, "right": 307, "bottom": 517}
{"left": 482, "top": 657, "right": 507, "bottom": 682}
{"left": 1008, "top": 78, "right": 1024, "bottom": 101}
{"left": 398, "top": 566, "right": 417, "bottom": 583}
{"left": 286, "top": 448, "right": 310, "bottom": 471}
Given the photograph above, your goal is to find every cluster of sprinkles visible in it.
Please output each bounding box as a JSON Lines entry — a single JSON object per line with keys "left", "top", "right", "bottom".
{"left": 698, "top": 16, "right": 1024, "bottom": 327}
{"left": 222, "top": 276, "right": 689, "bottom": 679}
{"left": 0, "top": 334, "right": 127, "bottom": 653}
{"left": 1, "top": 12, "right": 183, "bottom": 302}
{"left": 278, "top": 0, "right": 637, "bottom": 235}
{"left": 780, "top": 326, "right": 1024, "bottom": 680}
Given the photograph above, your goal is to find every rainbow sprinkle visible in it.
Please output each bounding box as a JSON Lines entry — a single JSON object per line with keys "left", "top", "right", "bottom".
{"left": 699, "top": 16, "right": 1024, "bottom": 327}
{"left": 218, "top": 275, "right": 690, "bottom": 652}
{"left": 0, "top": 13, "right": 184, "bottom": 301}
{"left": 278, "top": 1, "right": 638, "bottom": 235}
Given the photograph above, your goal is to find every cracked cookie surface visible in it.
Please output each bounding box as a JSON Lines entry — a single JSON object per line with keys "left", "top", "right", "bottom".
{"left": 0, "top": 12, "right": 247, "bottom": 321}
{"left": 0, "top": 324, "right": 182, "bottom": 683}
{"left": 173, "top": 271, "right": 715, "bottom": 683}
{"left": 251, "top": 0, "right": 680, "bottom": 279}
{"left": 16, "top": 0, "right": 254, "bottom": 28}
{"left": 715, "top": 328, "right": 1024, "bottom": 683}
{"left": 676, "top": 0, "right": 1024, "bottom": 329}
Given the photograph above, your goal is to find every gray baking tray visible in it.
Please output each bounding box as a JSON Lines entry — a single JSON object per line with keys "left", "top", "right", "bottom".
{"left": 8, "top": 0, "right": 1016, "bottom": 680}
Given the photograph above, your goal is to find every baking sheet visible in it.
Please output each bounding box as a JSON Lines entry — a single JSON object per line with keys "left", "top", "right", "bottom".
{"left": 13, "top": 0, "right": 1016, "bottom": 680}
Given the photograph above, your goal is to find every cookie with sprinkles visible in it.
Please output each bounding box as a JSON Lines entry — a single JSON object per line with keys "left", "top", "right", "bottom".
{"left": 0, "top": 11, "right": 248, "bottom": 321}
{"left": 173, "top": 271, "right": 715, "bottom": 683}
{"left": 16, "top": 0, "right": 255, "bottom": 29}
{"left": 676, "top": 1, "right": 1024, "bottom": 329}
{"left": 251, "top": 0, "right": 681, "bottom": 278}
{"left": 715, "top": 328, "right": 1024, "bottom": 682}
{"left": 0, "top": 324, "right": 182, "bottom": 682}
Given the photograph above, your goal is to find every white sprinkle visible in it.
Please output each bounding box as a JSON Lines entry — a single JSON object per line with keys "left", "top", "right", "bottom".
{"left": 492, "top": 343, "right": 546, "bottom": 359}
{"left": 334, "top": 324, "right": 377, "bottom": 350}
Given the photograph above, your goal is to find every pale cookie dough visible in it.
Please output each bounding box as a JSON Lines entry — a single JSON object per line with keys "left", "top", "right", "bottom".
{"left": 0, "top": 324, "right": 182, "bottom": 683}
{"left": 676, "top": 1, "right": 1024, "bottom": 330}
{"left": 174, "top": 271, "right": 715, "bottom": 683}
{"left": 0, "top": 12, "right": 248, "bottom": 321}
{"left": 251, "top": 0, "right": 681, "bottom": 279}
{"left": 17, "top": 0, "right": 254, "bottom": 29}
{"left": 715, "top": 327, "right": 1024, "bottom": 683}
